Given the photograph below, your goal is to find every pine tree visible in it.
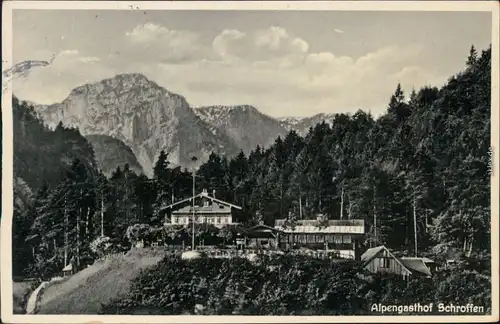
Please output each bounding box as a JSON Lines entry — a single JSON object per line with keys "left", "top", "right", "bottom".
{"left": 466, "top": 45, "right": 478, "bottom": 67}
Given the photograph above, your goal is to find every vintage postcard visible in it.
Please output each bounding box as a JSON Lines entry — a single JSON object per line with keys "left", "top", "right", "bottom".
{"left": 1, "top": 1, "right": 499, "bottom": 323}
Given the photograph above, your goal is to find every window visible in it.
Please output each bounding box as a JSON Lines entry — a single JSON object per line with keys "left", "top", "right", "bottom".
{"left": 334, "top": 235, "right": 342, "bottom": 244}
{"left": 342, "top": 235, "right": 352, "bottom": 244}
{"left": 380, "top": 258, "right": 390, "bottom": 268}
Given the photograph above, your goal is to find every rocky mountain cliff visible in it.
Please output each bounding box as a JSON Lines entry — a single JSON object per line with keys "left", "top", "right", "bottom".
{"left": 30, "top": 73, "right": 342, "bottom": 176}
{"left": 34, "top": 74, "right": 239, "bottom": 176}
{"left": 85, "top": 134, "right": 144, "bottom": 177}
{"left": 278, "top": 113, "right": 337, "bottom": 136}
{"left": 194, "top": 105, "right": 288, "bottom": 154}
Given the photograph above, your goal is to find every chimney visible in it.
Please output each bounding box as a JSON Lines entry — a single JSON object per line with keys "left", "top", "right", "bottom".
{"left": 212, "top": 189, "right": 216, "bottom": 198}
{"left": 202, "top": 188, "right": 208, "bottom": 196}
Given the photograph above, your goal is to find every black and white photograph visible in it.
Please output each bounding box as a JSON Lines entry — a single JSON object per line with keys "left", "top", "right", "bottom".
{"left": 1, "top": 1, "right": 499, "bottom": 323}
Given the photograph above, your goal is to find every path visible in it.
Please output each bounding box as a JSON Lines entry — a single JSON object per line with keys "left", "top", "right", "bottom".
{"left": 25, "top": 282, "right": 47, "bottom": 314}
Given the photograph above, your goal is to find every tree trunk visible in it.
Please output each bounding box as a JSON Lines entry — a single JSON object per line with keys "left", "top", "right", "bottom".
{"left": 467, "top": 235, "right": 474, "bottom": 257}
{"left": 347, "top": 195, "right": 352, "bottom": 220}
{"left": 405, "top": 206, "right": 409, "bottom": 246}
{"left": 77, "top": 208, "right": 80, "bottom": 268}
{"left": 340, "top": 184, "right": 344, "bottom": 220}
{"left": 101, "top": 193, "right": 104, "bottom": 237}
{"left": 373, "top": 186, "right": 377, "bottom": 247}
{"left": 319, "top": 189, "right": 322, "bottom": 213}
{"left": 64, "top": 194, "right": 68, "bottom": 266}
{"left": 77, "top": 188, "right": 82, "bottom": 268}
{"left": 425, "top": 211, "right": 429, "bottom": 233}
{"left": 85, "top": 207, "right": 90, "bottom": 237}
{"left": 280, "top": 183, "right": 283, "bottom": 219}
{"left": 299, "top": 188, "right": 303, "bottom": 219}
{"left": 413, "top": 195, "right": 418, "bottom": 257}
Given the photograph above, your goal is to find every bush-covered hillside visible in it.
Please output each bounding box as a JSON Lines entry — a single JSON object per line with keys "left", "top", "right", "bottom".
{"left": 100, "top": 254, "right": 491, "bottom": 315}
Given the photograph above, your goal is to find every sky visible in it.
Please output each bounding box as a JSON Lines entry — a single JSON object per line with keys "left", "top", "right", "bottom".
{"left": 11, "top": 9, "right": 492, "bottom": 118}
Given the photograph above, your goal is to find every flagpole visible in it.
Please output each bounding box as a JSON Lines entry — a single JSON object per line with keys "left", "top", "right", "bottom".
{"left": 192, "top": 171, "right": 195, "bottom": 250}
{"left": 191, "top": 156, "right": 198, "bottom": 251}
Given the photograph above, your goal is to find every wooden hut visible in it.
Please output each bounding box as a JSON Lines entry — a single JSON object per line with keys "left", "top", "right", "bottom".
{"left": 361, "top": 246, "right": 433, "bottom": 280}
{"left": 62, "top": 263, "right": 74, "bottom": 277}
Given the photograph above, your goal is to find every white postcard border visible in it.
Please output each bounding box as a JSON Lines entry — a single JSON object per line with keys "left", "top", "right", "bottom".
{"left": 1, "top": 1, "right": 499, "bottom": 323}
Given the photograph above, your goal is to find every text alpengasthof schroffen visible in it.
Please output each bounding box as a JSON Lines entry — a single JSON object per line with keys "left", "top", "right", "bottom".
{"left": 370, "top": 303, "right": 485, "bottom": 314}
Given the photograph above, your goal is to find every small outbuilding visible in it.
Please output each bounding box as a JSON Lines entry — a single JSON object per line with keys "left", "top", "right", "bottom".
{"left": 361, "top": 246, "right": 434, "bottom": 280}
{"left": 62, "top": 263, "right": 74, "bottom": 277}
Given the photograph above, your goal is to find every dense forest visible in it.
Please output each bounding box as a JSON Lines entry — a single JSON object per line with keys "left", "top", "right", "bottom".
{"left": 12, "top": 45, "right": 491, "bottom": 281}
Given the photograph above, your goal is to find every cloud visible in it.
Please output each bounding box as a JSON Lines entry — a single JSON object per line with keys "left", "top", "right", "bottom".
{"left": 126, "top": 23, "right": 196, "bottom": 43}
{"left": 123, "top": 23, "right": 211, "bottom": 64}
{"left": 212, "top": 26, "right": 309, "bottom": 67}
{"left": 59, "top": 49, "right": 80, "bottom": 56}
{"left": 333, "top": 28, "right": 345, "bottom": 34}
{"left": 78, "top": 56, "right": 101, "bottom": 64}
{"left": 154, "top": 43, "right": 444, "bottom": 117}
{"left": 14, "top": 24, "right": 447, "bottom": 118}
{"left": 13, "top": 49, "right": 112, "bottom": 104}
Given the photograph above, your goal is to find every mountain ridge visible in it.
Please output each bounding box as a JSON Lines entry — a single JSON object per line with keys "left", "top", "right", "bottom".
{"left": 24, "top": 73, "right": 345, "bottom": 174}
{"left": 194, "top": 104, "right": 288, "bottom": 154}
{"left": 32, "top": 73, "right": 239, "bottom": 177}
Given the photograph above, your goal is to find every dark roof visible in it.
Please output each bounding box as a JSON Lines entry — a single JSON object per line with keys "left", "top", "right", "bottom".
{"left": 400, "top": 258, "right": 432, "bottom": 276}
{"left": 247, "top": 224, "right": 279, "bottom": 232}
{"left": 162, "top": 190, "right": 242, "bottom": 212}
{"left": 244, "top": 224, "right": 281, "bottom": 237}
{"left": 274, "top": 218, "right": 365, "bottom": 234}
{"left": 275, "top": 219, "right": 364, "bottom": 227}
{"left": 172, "top": 201, "right": 232, "bottom": 214}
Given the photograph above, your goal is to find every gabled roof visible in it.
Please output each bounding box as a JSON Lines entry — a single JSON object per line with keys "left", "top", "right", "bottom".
{"left": 400, "top": 258, "right": 432, "bottom": 277}
{"left": 361, "top": 245, "right": 413, "bottom": 275}
{"left": 172, "top": 201, "right": 232, "bottom": 214}
{"left": 274, "top": 219, "right": 365, "bottom": 234}
{"left": 162, "top": 191, "right": 242, "bottom": 212}
{"left": 401, "top": 256, "right": 435, "bottom": 264}
{"left": 246, "top": 224, "right": 280, "bottom": 232}
{"left": 360, "top": 246, "right": 386, "bottom": 263}
{"left": 62, "top": 264, "right": 73, "bottom": 271}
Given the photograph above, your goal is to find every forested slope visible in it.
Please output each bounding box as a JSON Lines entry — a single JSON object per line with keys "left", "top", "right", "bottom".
{"left": 12, "top": 45, "right": 492, "bottom": 281}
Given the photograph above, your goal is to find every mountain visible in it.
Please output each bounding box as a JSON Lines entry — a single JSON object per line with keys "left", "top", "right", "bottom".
{"left": 33, "top": 73, "right": 239, "bottom": 177}
{"left": 194, "top": 105, "right": 288, "bottom": 154}
{"left": 277, "top": 116, "right": 304, "bottom": 131}
{"left": 279, "top": 113, "right": 337, "bottom": 136}
{"left": 85, "top": 134, "right": 143, "bottom": 177}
